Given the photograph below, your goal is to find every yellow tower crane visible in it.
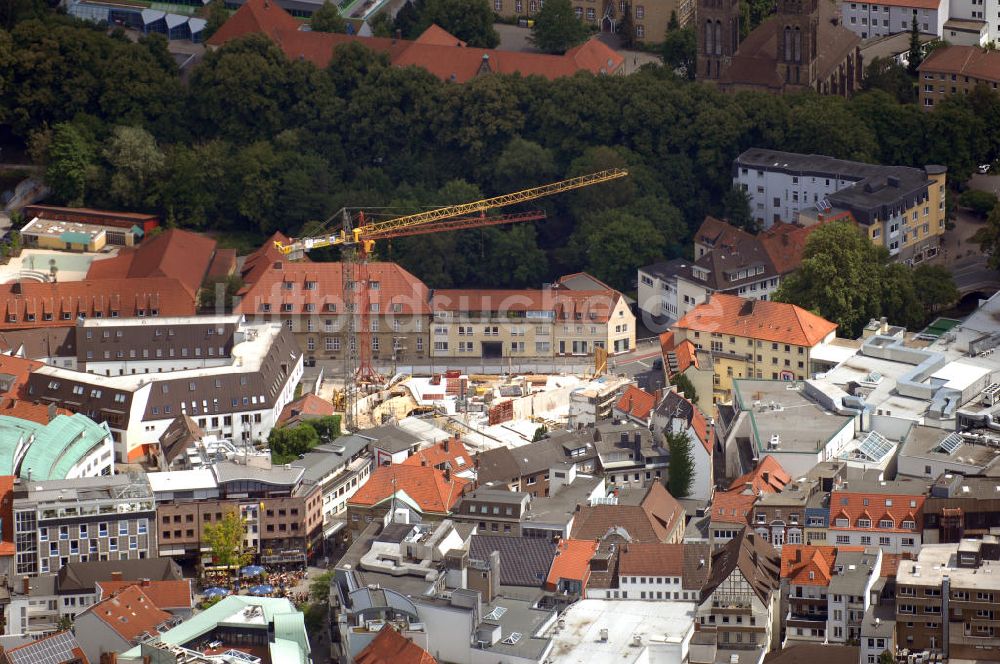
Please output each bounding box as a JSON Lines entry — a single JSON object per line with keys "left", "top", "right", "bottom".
{"left": 276, "top": 168, "right": 629, "bottom": 429}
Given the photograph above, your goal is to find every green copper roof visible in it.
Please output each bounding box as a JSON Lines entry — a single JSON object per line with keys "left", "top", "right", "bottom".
{"left": 0, "top": 413, "right": 110, "bottom": 481}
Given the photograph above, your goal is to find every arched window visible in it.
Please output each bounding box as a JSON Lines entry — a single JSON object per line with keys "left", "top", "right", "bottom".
{"left": 705, "top": 20, "right": 715, "bottom": 56}
{"left": 714, "top": 20, "right": 722, "bottom": 55}
{"left": 783, "top": 26, "right": 792, "bottom": 61}
{"left": 793, "top": 26, "right": 801, "bottom": 62}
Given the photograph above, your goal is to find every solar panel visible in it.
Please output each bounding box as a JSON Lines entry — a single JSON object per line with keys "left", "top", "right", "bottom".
{"left": 936, "top": 432, "right": 964, "bottom": 455}
{"left": 6, "top": 631, "right": 79, "bottom": 664}
{"left": 855, "top": 430, "right": 893, "bottom": 463}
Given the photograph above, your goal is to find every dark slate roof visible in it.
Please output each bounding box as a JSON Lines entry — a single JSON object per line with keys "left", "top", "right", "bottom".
{"left": 469, "top": 534, "right": 557, "bottom": 587}
{"left": 735, "top": 148, "right": 934, "bottom": 225}
{"left": 158, "top": 415, "right": 204, "bottom": 466}
{"left": 362, "top": 424, "right": 423, "bottom": 454}
{"left": 56, "top": 557, "right": 182, "bottom": 594}
{"left": 76, "top": 318, "right": 238, "bottom": 366}
{"left": 701, "top": 531, "right": 780, "bottom": 604}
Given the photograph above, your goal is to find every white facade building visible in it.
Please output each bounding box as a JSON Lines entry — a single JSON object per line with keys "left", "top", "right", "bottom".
{"left": 26, "top": 322, "right": 303, "bottom": 462}
{"left": 841, "top": 0, "right": 948, "bottom": 40}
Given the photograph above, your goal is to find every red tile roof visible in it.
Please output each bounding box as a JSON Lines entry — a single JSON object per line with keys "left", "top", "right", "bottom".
{"left": 0, "top": 354, "right": 43, "bottom": 398}
{"left": 919, "top": 44, "right": 1000, "bottom": 81}
{"left": 0, "top": 397, "right": 70, "bottom": 425}
{"left": 615, "top": 385, "right": 655, "bottom": 421}
{"left": 781, "top": 545, "right": 862, "bottom": 586}
{"left": 348, "top": 464, "right": 469, "bottom": 514}
{"left": 690, "top": 403, "right": 712, "bottom": 455}
{"left": 0, "top": 278, "right": 196, "bottom": 330}
{"left": 277, "top": 393, "right": 335, "bottom": 426}
{"left": 880, "top": 553, "right": 902, "bottom": 578}
{"left": 402, "top": 437, "right": 472, "bottom": 474}
{"left": 236, "top": 258, "right": 430, "bottom": 316}
{"left": 240, "top": 232, "right": 298, "bottom": 287}
{"left": 545, "top": 538, "right": 598, "bottom": 590}
{"left": 208, "top": 0, "right": 624, "bottom": 80}
{"left": 355, "top": 624, "right": 437, "bottom": 664}
{"left": 619, "top": 542, "right": 685, "bottom": 577}
{"left": 674, "top": 293, "right": 837, "bottom": 347}
{"left": 728, "top": 456, "right": 791, "bottom": 494}
{"left": 828, "top": 491, "right": 926, "bottom": 533}
{"left": 711, "top": 489, "right": 756, "bottom": 525}
{"left": 759, "top": 222, "right": 822, "bottom": 275}
{"left": 659, "top": 331, "right": 698, "bottom": 378}
{"left": 84, "top": 584, "right": 173, "bottom": 642}
{"left": 96, "top": 579, "right": 193, "bottom": 610}
{"left": 86, "top": 229, "right": 217, "bottom": 298}
{"left": 414, "top": 24, "right": 465, "bottom": 47}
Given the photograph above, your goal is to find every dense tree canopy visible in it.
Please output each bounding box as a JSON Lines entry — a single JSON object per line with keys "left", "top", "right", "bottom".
{"left": 2, "top": 16, "right": 1000, "bottom": 295}
{"left": 775, "top": 221, "right": 959, "bottom": 336}
{"left": 310, "top": 0, "right": 345, "bottom": 32}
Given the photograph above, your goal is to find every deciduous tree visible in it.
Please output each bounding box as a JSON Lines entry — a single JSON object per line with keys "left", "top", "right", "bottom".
{"left": 419, "top": 0, "right": 499, "bottom": 47}
{"left": 203, "top": 512, "right": 251, "bottom": 569}
{"left": 529, "top": 0, "right": 588, "bottom": 54}
{"left": 774, "top": 221, "right": 883, "bottom": 337}
{"left": 310, "top": 0, "right": 345, "bottom": 33}
{"left": 665, "top": 430, "right": 695, "bottom": 499}
{"left": 912, "top": 264, "right": 959, "bottom": 313}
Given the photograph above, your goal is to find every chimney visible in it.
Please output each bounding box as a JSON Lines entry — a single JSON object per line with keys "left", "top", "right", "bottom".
{"left": 443, "top": 437, "right": 450, "bottom": 453}
{"left": 794, "top": 549, "right": 802, "bottom": 564}
{"left": 47, "top": 402, "right": 57, "bottom": 424}
{"left": 395, "top": 28, "right": 402, "bottom": 40}
{"left": 140, "top": 578, "right": 151, "bottom": 587}
{"left": 111, "top": 571, "right": 123, "bottom": 581}
{"left": 22, "top": 576, "right": 29, "bottom": 595}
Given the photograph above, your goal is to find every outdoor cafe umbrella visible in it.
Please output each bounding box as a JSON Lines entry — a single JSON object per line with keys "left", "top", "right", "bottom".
{"left": 249, "top": 584, "right": 275, "bottom": 596}
{"left": 203, "top": 587, "right": 229, "bottom": 598}
{"left": 241, "top": 565, "right": 266, "bottom": 577}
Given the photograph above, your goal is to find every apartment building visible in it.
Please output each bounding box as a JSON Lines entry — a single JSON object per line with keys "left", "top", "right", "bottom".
{"left": 155, "top": 498, "right": 241, "bottom": 561}
{"left": 895, "top": 539, "right": 1000, "bottom": 659}
{"left": 638, "top": 217, "right": 815, "bottom": 326}
{"left": 840, "top": 0, "right": 947, "bottom": 40}
{"left": 671, "top": 294, "right": 837, "bottom": 403}
{"left": 236, "top": 233, "right": 431, "bottom": 366}
{"left": 25, "top": 321, "right": 303, "bottom": 461}
{"left": 345, "top": 464, "right": 469, "bottom": 538}
{"left": 692, "top": 531, "right": 781, "bottom": 664}
{"left": 949, "top": 0, "right": 1000, "bottom": 42}
{"left": 13, "top": 475, "right": 156, "bottom": 576}
{"left": 922, "top": 474, "right": 1000, "bottom": 544}
{"left": 615, "top": 542, "right": 712, "bottom": 602}
{"left": 290, "top": 433, "right": 373, "bottom": 542}
{"left": 431, "top": 283, "right": 635, "bottom": 359}
{"left": 734, "top": 149, "right": 947, "bottom": 263}
{"left": 827, "top": 482, "right": 927, "bottom": 555}
{"left": 919, "top": 44, "right": 1000, "bottom": 109}
{"left": 3, "top": 557, "right": 183, "bottom": 637}
{"left": 781, "top": 545, "right": 882, "bottom": 644}
{"left": 74, "top": 315, "right": 239, "bottom": 376}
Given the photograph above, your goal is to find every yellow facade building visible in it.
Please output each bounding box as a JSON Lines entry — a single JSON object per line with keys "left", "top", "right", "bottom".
{"left": 430, "top": 285, "right": 635, "bottom": 360}
{"left": 671, "top": 294, "right": 838, "bottom": 403}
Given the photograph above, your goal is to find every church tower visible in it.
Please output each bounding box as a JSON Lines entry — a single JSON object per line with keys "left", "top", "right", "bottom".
{"left": 775, "top": 0, "right": 819, "bottom": 87}
{"left": 695, "top": 0, "right": 740, "bottom": 81}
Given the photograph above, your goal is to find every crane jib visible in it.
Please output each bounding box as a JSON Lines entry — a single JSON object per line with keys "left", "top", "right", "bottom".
{"left": 275, "top": 168, "right": 628, "bottom": 256}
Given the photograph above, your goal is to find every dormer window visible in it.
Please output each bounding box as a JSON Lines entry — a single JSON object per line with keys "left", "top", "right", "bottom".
{"left": 857, "top": 518, "right": 871, "bottom": 528}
